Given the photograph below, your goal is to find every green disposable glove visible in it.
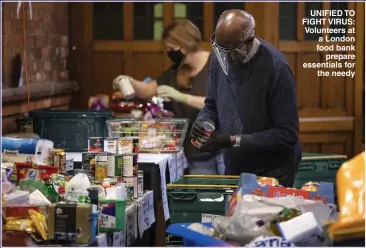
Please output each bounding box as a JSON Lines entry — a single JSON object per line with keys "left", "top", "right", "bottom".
{"left": 156, "top": 85, "right": 190, "bottom": 103}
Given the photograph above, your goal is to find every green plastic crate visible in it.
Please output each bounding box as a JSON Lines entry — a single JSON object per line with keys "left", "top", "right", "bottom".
{"left": 30, "top": 110, "right": 113, "bottom": 152}
{"left": 166, "top": 175, "right": 238, "bottom": 224}
{"left": 295, "top": 153, "right": 347, "bottom": 188}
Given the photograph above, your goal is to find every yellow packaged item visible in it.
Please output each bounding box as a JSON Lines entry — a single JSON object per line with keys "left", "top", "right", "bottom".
{"left": 328, "top": 152, "right": 365, "bottom": 241}
{"left": 3, "top": 218, "right": 35, "bottom": 233}
{"left": 29, "top": 209, "right": 48, "bottom": 240}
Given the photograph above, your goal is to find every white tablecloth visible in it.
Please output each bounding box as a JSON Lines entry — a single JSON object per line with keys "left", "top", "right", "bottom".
{"left": 66, "top": 151, "right": 188, "bottom": 222}
{"left": 97, "top": 190, "right": 155, "bottom": 247}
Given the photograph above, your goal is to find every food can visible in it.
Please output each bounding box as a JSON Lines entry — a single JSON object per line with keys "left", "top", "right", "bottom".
{"left": 118, "top": 138, "right": 134, "bottom": 154}
{"left": 124, "top": 176, "right": 137, "bottom": 200}
{"left": 127, "top": 137, "right": 140, "bottom": 154}
{"left": 88, "top": 137, "right": 104, "bottom": 153}
{"left": 110, "top": 176, "right": 124, "bottom": 183}
{"left": 137, "top": 170, "right": 144, "bottom": 197}
{"left": 257, "top": 177, "right": 279, "bottom": 187}
{"left": 122, "top": 153, "right": 138, "bottom": 177}
{"left": 301, "top": 181, "right": 320, "bottom": 192}
{"left": 82, "top": 152, "right": 97, "bottom": 164}
{"left": 95, "top": 164, "right": 108, "bottom": 182}
{"left": 104, "top": 138, "right": 118, "bottom": 154}
{"left": 107, "top": 154, "right": 123, "bottom": 177}
{"left": 52, "top": 149, "right": 66, "bottom": 175}
{"left": 95, "top": 153, "right": 109, "bottom": 164}
{"left": 113, "top": 75, "right": 136, "bottom": 100}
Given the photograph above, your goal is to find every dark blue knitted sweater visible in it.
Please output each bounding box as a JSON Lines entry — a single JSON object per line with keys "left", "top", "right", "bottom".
{"left": 198, "top": 38, "right": 302, "bottom": 177}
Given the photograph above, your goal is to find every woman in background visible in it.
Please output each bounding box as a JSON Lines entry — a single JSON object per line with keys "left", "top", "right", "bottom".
{"left": 117, "top": 19, "right": 224, "bottom": 175}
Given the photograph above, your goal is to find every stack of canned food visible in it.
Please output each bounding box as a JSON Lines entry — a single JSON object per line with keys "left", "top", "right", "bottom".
{"left": 82, "top": 136, "right": 144, "bottom": 201}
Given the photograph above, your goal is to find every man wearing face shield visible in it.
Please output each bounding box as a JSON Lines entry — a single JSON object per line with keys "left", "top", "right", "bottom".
{"left": 190, "top": 10, "right": 302, "bottom": 187}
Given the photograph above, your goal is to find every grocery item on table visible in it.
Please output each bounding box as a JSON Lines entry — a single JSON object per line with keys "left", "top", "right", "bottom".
{"left": 328, "top": 152, "right": 365, "bottom": 241}
{"left": 47, "top": 203, "right": 97, "bottom": 244}
{"left": 278, "top": 211, "right": 326, "bottom": 246}
{"left": 137, "top": 170, "right": 144, "bottom": 197}
{"left": 257, "top": 177, "right": 279, "bottom": 187}
{"left": 2, "top": 137, "right": 54, "bottom": 165}
{"left": 3, "top": 205, "right": 49, "bottom": 219}
{"left": 107, "top": 154, "right": 123, "bottom": 177}
{"left": 44, "top": 176, "right": 62, "bottom": 202}
{"left": 104, "top": 138, "right": 118, "bottom": 154}
{"left": 122, "top": 153, "right": 138, "bottom": 177}
{"left": 95, "top": 164, "right": 108, "bottom": 182}
{"left": 65, "top": 173, "right": 91, "bottom": 201}
{"left": 88, "top": 94, "right": 110, "bottom": 111}
{"left": 99, "top": 199, "right": 126, "bottom": 231}
{"left": 88, "top": 137, "right": 104, "bottom": 153}
{"left": 269, "top": 208, "right": 302, "bottom": 236}
{"left": 3, "top": 218, "right": 35, "bottom": 232}
{"left": 29, "top": 209, "right": 48, "bottom": 240}
{"left": 16, "top": 163, "right": 59, "bottom": 183}
{"left": 301, "top": 181, "right": 320, "bottom": 192}
{"left": 18, "top": 179, "right": 53, "bottom": 202}
{"left": 245, "top": 236, "right": 295, "bottom": 247}
{"left": 123, "top": 176, "right": 137, "bottom": 200}
{"left": 118, "top": 138, "right": 138, "bottom": 154}
{"left": 52, "top": 149, "right": 66, "bottom": 175}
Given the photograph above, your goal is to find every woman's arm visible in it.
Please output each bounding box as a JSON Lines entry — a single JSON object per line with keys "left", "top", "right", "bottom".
{"left": 131, "top": 79, "right": 158, "bottom": 99}
{"left": 185, "top": 95, "right": 205, "bottom": 109}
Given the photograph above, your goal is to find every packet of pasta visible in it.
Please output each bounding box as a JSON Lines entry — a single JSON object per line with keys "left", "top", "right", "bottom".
{"left": 3, "top": 218, "right": 35, "bottom": 233}
{"left": 28, "top": 209, "right": 48, "bottom": 240}
{"left": 328, "top": 152, "right": 365, "bottom": 241}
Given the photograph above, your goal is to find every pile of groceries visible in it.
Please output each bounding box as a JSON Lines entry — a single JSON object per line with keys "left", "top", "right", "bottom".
{"left": 168, "top": 152, "right": 365, "bottom": 247}
{"left": 1, "top": 134, "right": 149, "bottom": 246}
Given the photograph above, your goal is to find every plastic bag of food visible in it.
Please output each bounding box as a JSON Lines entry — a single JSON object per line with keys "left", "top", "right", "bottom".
{"left": 328, "top": 152, "right": 365, "bottom": 241}
{"left": 3, "top": 218, "right": 35, "bottom": 232}
{"left": 213, "top": 194, "right": 337, "bottom": 245}
{"left": 29, "top": 209, "right": 48, "bottom": 240}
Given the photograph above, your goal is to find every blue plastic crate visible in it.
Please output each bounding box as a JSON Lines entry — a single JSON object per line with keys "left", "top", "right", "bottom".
{"left": 167, "top": 223, "right": 231, "bottom": 247}
{"left": 30, "top": 110, "right": 113, "bottom": 152}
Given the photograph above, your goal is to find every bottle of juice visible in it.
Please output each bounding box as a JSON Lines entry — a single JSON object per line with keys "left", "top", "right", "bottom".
{"left": 43, "top": 176, "right": 61, "bottom": 202}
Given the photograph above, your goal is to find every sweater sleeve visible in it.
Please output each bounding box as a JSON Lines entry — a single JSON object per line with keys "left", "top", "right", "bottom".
{"left": 197, "top": 55, "right": 219, "bottom": 125}
{"left": 239, "top": 64, "right": 299, "bottom": 152}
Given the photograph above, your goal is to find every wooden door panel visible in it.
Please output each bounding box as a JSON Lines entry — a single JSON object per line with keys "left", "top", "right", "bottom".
{"left": 300, "top": 132, "right": 353, "bottom": 156}
{"left": 94, "top": 52, "right": 124, "bottom": 95}
{"left": 124, "top": 52, "right": 166, "bottom": 80}
{"left": 296, "top": 53, "right": 322, "bottom": 109}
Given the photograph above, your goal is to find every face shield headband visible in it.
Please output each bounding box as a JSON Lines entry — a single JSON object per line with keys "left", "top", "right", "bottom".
{"left": 210, "top": 26, "right": 255, "bottom": 76}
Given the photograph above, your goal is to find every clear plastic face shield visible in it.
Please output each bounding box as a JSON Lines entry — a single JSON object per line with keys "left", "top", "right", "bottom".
{"left": 210, "top": 22, "right": 255, "bottom": 76}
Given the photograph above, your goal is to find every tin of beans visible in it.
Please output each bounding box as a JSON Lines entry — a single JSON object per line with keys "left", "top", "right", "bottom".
{"left": 301, "top": 181, "right": 320, "bottom": 192}
{"left": 122, "top": 153, "right": 138, "bottom": 177}
{"left": 104, "top": 138, "right": 118, "bottom": 154}
{"left": 88, "top": 137, "right": 104, "bottom": 153}
{"left": 257, "top": 177, "right": 279, "bottom": 187}
{"left": 95, "top": 164, "right": 108, "bottom": 181}
{"left": 137, "top": 170, "right": 144, "bottom": 197}
{"left": 82, "top": 152, "right": 97, "bottom": 165}
{"left": 118, "top": 138, "right": 134, "bottom": 154}
{"left": 124, "top": 176, "right": 137, "bottom": 201}
{"left": 107, "top": 155, "right": 123, "bottom": 177}
{"left": 53, "top": 149, "right": 66, "bottom": 175}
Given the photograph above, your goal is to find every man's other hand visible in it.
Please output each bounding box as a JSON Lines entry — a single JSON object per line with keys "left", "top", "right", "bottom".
{"left": 200, "top": 135, "right": 232, "bottom": 152}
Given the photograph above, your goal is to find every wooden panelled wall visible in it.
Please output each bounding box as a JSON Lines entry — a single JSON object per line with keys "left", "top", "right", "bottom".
{"left": 69, "top": 2, "right": 364, "bottom": 158}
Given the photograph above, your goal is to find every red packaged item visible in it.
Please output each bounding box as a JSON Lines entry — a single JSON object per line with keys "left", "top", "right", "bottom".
{"left": 16, "top": 163, "right": 59, "bottom": 183}
{"left": 3, "top": 205, "right": 49, "bottom": 218}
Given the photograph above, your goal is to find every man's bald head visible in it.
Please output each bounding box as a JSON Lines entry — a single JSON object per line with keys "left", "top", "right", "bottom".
{"left": 214, "top": 9, "right": 255, "bottom": 49}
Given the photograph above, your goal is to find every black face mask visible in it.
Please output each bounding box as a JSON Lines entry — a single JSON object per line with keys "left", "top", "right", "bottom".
{"left": 167, "top": 50, "right": 184, "bottom": 65}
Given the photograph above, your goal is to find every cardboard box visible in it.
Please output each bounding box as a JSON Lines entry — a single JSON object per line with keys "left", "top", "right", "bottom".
{"left": 226, "top": 173, "right": 334, "bottom": 216}
{"left": 47, "top": 203, "right": 97, "bottom": 244}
